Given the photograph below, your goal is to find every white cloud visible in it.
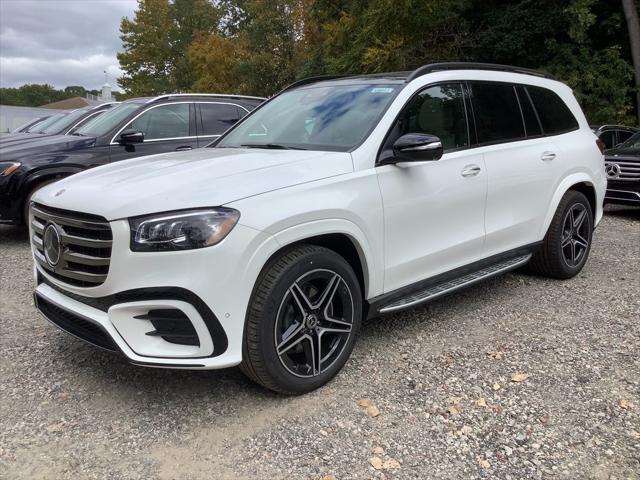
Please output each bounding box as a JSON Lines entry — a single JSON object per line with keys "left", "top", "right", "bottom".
{"left": 0, "top": 0, "right": 138, "bottom": 90}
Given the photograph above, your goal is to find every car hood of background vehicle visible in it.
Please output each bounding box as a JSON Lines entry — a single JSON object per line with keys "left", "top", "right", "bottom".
{"left": 35, "top": 148, "right": 353, "bottom": 221}
{"left": 0, "top": 134, "right": 95, "bottom": 159}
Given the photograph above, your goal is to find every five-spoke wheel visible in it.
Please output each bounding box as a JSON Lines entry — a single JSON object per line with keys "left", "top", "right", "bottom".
{"left": 241, "top": 245, "right": 362, "bottom": 394}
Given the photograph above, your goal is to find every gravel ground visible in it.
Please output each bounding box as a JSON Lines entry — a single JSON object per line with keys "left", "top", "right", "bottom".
{"left": 1, "top": 206, "right": 639, "bottom": 480}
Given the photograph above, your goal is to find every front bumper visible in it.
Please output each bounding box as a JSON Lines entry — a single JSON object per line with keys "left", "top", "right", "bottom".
{"left": 605, "top": 179, "right": 640, "bottom": 206}
{"left": 32, "top": 218, "right": 280, "bottom": 369}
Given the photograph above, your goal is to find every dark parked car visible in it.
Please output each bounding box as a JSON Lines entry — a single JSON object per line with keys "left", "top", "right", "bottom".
{"left": 0, "top": 103, "right": 117, "bottom": 148}
{"left": 0, "top": 94, "right": 264, "bottom": 224}
{"left": 592, "top": 124, "right": 638, "bottom": 150}
{"left": 9, "top": 115, "right": 53, "bottom": 134}
{"left": 604, "top": 131, "right": 640, "bottom": 206}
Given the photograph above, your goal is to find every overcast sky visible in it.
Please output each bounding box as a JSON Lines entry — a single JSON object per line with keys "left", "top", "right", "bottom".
{"left": 0, "top": 0, "right": 138, "bottom": 91}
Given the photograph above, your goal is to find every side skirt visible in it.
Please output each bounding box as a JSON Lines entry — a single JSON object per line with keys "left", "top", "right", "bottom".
{"left": 367, "top": 243, "right": 540, "bottom": 318}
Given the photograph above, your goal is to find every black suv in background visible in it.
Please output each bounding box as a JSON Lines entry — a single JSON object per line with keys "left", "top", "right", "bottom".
{"left": 0, "top": 103, "right": 118, "bottom": 148}
{"left": 592, "top": 124, "right": 638, "bottom": 150}
{"left": 604, "top": 131, "right": 640, "bottom": 206}
{"left": 0, "top": 94, "right": 265, "bottom": 224}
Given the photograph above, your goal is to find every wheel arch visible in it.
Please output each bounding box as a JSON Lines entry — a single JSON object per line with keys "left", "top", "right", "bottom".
{"left": 541, "top": 174, "right": 599, "bottom": 238}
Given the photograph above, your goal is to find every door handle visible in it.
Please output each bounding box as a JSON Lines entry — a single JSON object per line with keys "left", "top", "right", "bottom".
{"left": 541, "top": 151, "right": 556, "bottom": 162}
{"left": 175, "top": 146, "right": 193, "bottom": 151}
{"left": 461, "top": 164, "right": 481, "bottom": 177}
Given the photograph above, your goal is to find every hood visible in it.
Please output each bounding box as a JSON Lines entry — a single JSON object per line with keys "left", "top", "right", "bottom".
{"left": 605, "top": 147, "right": 639, "bottom": 163}
{"left": 34, "top": 148, "right": 353, "bottom": 220}
{"left": 0, "top": 132, "right": 52, "bottom": 147}
{"left": 0, "top": 134, "right": 95, "bottom": 161}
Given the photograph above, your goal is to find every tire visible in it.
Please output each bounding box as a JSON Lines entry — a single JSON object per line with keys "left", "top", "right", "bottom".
{"left": 240, "top": 245, "right": 362, "bottom": 394}
{"left": 529, "top": 190, "right": 594, "bottom": 279}
{"left": 22, "top": 179, "right": 59, "bottom": 225}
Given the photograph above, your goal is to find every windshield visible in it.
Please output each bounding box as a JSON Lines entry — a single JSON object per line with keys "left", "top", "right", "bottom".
{"left": 216, "top": 83, "right": 401, "bottom": 151}
{"left": 76, "top": 103, "right": 141, "bottom": 137}
{"left": 28, "top": 113, "right": 67, "bottom": 133}
{"left": 40, "top": 108, "right": 92, "bottom": 134}
{"left": 616, "top": 131, "right": 640, "bottom": 149}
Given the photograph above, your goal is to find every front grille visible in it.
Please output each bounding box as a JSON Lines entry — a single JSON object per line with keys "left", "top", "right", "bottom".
{"left": 31, "top": 203, "right": 112, "bottom": 287}
{"left": 36, "top": 293, "right": 117, "bottom": 351}
{"left": 605, "top": 159, "right": 640, "bottom": 181}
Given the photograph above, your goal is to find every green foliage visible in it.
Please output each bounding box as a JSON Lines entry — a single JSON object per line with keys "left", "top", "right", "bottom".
{"left": 0, "top": 84, "right": 73, "bottom": 107}
{"left": 119, "top": 0, "right": 637, "bottom": 123}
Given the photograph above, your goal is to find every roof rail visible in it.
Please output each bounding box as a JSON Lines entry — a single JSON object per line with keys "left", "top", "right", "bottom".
{"left": 282, "top": 75, "right": 354, "bottom": 92}
{"left": 146, "top": 93, "right": 266, "bottom": 103}
{"left": 406, "top": 62, "right": 555, "bottom": 83}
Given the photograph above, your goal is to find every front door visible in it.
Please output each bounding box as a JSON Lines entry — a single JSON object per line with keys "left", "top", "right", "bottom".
{"left": 110, "top": 102, "right": 198, "bottom": 162}
{"left": 376, "top": 83, "right": 487, "bottom": 293}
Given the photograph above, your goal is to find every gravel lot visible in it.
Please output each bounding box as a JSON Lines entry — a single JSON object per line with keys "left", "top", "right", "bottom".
{"left": 1, "top": 206, "right": 639, "bottom": 480}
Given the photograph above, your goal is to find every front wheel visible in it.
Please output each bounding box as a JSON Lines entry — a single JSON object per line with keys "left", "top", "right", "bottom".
{"left": 529, "top": 190, "right": 594, "bottom": 279}
{"left": 240, "top": 245, "right": 362, "bottom": 394}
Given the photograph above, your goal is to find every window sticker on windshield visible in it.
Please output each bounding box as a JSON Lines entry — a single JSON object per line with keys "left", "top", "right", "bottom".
{"left": 371, "top": 87, "right": 394, "bottom": 93}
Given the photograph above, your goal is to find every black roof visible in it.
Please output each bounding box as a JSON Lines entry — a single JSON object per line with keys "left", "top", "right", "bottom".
{"left": 285, "top": 62, "right": 556, "bottom": 91}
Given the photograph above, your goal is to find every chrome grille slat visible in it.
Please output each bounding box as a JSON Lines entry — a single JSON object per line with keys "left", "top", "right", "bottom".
{"left": 31, "top": 206, "right": 111, "bottom": 230}
{"left": 30, "top": 203, "right": 112, "bottom": 288}
{"left": 606, "top": 160, "right": 640, "bottom": 181}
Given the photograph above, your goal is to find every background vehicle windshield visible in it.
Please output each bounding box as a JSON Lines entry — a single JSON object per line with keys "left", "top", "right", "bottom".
{"left": 40, "top": 108, "right": 91, "bottom": 134}
{"left": 217, "top": 83, "right": 400, "bottom": 151}
{"left": 76, "top": 103, "right": 140, "bottom": 137}
{"left": 616, "top": 131, "right": 640, "bottom": 149}
{"left": 28, "top": 113, "right": 67, "bottom": 133}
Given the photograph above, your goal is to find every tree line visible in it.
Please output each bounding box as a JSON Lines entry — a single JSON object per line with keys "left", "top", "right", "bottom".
{"left": 0, "top": 84, "right": 123, "bottom": 107}
{"left": 119, "top": 0, "right": 637, "bottom": 125}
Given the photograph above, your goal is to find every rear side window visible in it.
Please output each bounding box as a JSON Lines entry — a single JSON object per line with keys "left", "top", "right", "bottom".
{"left": 616, "top": 130, "right": 634, "bottom": 146}
{"left": 200, "top": 103, "right": 241, "bottom": 136}
{"left": 526, "top": 86, "right": 578, "bottom": 135}
{"left": 598, "top": 130, "right": 616, "bottom": 149}
{"left": 515, "top": 86, "right": 542, "bottom": 137}
{"left": 470, "top": 83, "right": 525, "bottom": 144}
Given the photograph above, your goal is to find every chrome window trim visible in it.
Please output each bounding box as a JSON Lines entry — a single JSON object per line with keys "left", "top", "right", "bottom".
{"left": 145, "top": 93, "right": 265, "bottom": 103}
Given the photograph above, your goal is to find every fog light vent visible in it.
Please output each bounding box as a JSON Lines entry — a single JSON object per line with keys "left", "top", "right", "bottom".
{"left": 134, "top": 309, "right": 200, "bottom": 346}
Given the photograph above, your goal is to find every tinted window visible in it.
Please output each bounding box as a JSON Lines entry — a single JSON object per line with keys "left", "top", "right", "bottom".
{"left": 527, "top": 86, "right": 578, "bottom": 134}
{"left": 395, "top": 83, "right": 468, "bottom": 151}
{"left": 515, "top": 86, "right": 542, "bottom": 137}
{"left": 599, "top": 130, "right": 616, "bottom": 149}
{"left": 130, "top": 103, "right": 190, "bottom": 140}
{"left": 200, "top": 103, "right": 241, "bottom": 136}
{"left": 471, "top": 83, "right": 525, "bottom": 143}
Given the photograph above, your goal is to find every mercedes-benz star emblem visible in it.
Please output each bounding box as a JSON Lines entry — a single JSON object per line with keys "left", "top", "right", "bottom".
{"left": 605, "top": 163, "right": 621, "bottom": 179}
{"left": 43, "top": 223, "right": 62, "bottom": 267}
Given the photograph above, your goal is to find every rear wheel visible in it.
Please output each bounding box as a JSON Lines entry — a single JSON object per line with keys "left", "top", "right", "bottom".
{"left": 530, "top": 190, "right": 593, "bottom": 279}
{"left": 240, "top": 245, "right": 362, "bottom": 394}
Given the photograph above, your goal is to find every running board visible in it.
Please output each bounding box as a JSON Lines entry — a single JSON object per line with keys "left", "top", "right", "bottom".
{"left": 378, "top": 254, "right": 532, "bottom": 314}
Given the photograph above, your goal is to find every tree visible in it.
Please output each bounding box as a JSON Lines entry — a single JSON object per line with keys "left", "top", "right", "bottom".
{"left": 621, "top": 0, "right": 640, "bottom": 122}
{"left": 64, "top": 86, "right": 86, "bottom": 97}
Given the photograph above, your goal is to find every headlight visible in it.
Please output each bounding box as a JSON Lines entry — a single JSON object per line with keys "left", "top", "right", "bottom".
{"left": 129, "top": 208, "right": 240, "bottom": 251}
{"left": 0, "top": 162, "right": 21, "bottom": 177}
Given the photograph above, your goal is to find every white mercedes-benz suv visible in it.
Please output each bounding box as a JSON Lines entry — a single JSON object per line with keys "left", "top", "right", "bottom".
{"left": 30, "top": 63, "right": 606, "bottom": 394}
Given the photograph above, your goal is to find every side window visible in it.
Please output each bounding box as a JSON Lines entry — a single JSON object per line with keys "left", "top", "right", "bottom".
{"left": 200, "top": 103, "right": 241, "bottom": 136}
{"left": 526, "top": 86, "right": 579, "bottom": 135}
{"left": 515, "top": 86, "right": 542, "bottom": 137}
{"left": 470, "top": 82, "right": 525, "bottom": 143}
{"left": 395, "top": 83, "right": 468, "bottom": 151}
{"left": 599, "top": 130, "right": 616, "bottom": 149}
{"left": 130, "top": 103, "right": 190, "bottom": 140}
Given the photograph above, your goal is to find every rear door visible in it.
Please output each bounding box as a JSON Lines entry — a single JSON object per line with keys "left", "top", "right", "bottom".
{"left": 196, "top": 102, "right": 246, "bottom": 147}
{"left": 109, "top": 102, "right": 198, "bottom": 161}
{"left": 472, "top": 82, "right": 558, "bottom": 257}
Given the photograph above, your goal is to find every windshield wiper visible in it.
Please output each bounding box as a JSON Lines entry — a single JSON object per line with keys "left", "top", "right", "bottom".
{"left": 240, "top": 143, "right": 307, "bottom": 150}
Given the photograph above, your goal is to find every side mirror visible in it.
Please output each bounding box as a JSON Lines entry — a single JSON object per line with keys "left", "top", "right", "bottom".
{"left": 119, "top": 129, "right": 144, "bottom": 144}
{"left": 391, "top": 133, "right": 443, "bottom": 163}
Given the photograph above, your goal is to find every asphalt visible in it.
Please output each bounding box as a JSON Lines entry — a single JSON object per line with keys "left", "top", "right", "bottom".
{"left": 1, "top": 206, "right": 638, "bottom": 479}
